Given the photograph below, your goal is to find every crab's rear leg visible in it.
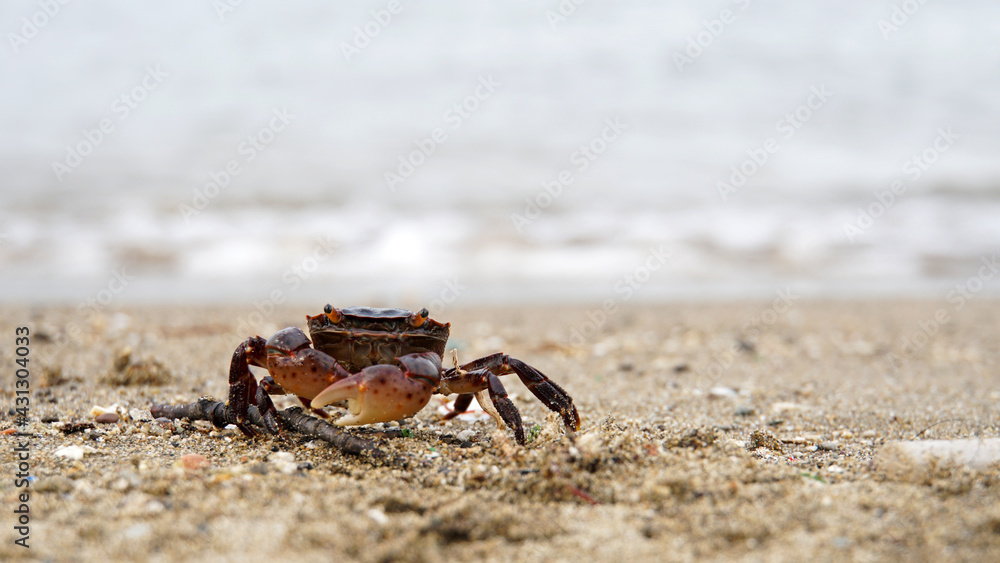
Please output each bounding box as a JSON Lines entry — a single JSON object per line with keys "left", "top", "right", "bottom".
{"left": 442, "top": 368, "right": 526, "bottom": 443}
{"left": 228, "top": 336, "right": 281, "bottom": 436}
{"left": 441, "top": 393, "right": 474, "bottom": 421}
{"left": 456, "top": 353, "right": 580, "bottom": 432}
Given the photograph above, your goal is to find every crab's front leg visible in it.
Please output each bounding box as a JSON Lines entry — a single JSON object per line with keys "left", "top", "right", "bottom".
{"left": 228, "top": 335, "right": 281, "bottom": 437}
{"left": 310, "top": 352, "right": 442, "bottom": 426}
{"left": 229, "top": 328, "right": 353, "bottom": 437}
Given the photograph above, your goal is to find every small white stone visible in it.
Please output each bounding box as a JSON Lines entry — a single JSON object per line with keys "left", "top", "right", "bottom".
{"left": 90, "top": 403, "right": 121, "bottom": 417}
{"left": 367, "top": 508, "right": 388, "bottom": 526}
{"left": 54, "top": 445, "right": 98, "bottom": 460}
{"left": 270, "top": 451, "right": 298, "bottom": 474}
{"left": 881, "top": 438, "right": 1000, "bottom": 470}
{"left": 129, "top": 408, "right": 153, "bottom": 422}
{"left": 771, "top": 402, "right": 806, "bottom": 414}
{"left": 456, "top": 429, "right": 475, "bottom": 442}
{"left": 123, "top": 523, "right": 151, "bottom": 541}
{"left": 709, "top": 387, "right": 738, "bottom": 399}
{"left": 144, "top": 500, "right": 166, "bottom": 514}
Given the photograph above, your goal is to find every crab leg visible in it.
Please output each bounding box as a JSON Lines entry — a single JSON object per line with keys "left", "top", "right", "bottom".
{"left": 441, "top": 368, "right": 526, "bottom": 443}
{"left": 228, "top": 336, "right": 280, "bottom": 436}
{"left": 447, "top": 353, "right": 580, "bottom": 433}
{"left": 441, "top": 393, "right": 474, "bottom": 421}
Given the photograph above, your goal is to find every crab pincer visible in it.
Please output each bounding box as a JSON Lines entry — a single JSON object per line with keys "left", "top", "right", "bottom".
{"left": 311, "top": 352, "right": 442, "bottom": 426}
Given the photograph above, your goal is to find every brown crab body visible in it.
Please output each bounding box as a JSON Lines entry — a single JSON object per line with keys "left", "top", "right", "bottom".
{"left": 306, "top": 306, "right": 450, "bottom": 372}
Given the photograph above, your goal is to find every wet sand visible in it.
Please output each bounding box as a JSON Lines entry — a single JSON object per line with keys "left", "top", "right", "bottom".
{"left": 2, "top": 301, "right": 999, "bottom": 562}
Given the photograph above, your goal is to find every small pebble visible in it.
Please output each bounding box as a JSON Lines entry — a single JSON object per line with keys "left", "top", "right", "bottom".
{"left": 41, "top": 414, "right": 59, "bottom": 423}
{"left": 123, "top": 523, "right": 152, "bottom": 541}
{"left": 747, "top": 429, "right": 784, "bottom": 453}
{"left": 129, "top": 408, "right": 153, "bottom": 422}
{"left": 111, "top": 478, "right": 131, "bottom": 492}
{"left": 818, "top": 441, "right": 840, "bottom": 451}
{"left": 881, "top": 438, "right": 1000, "bottom": 470}
{"left": 456, "top": 429, "right": 475, "bottom": 442}
{"left": 709, "top": 387, "right": 738, "bottom": 399}
{"left": 270, "top": 451, "right": 298, "bottom": 474}
{"left": 367, "top": 508, "right": 389, "bottom": 526}
{"left": 54, "top": 445, "right": 97, "bottom": 460}
{"left": 90, "top": 404, "right": 120, "bottom": 417}
{"left": 181, "top": 453, "right": 210, "bottom": 470}
{"left": 734, "top": 405, "right": 756, "bottom": 416}
{"left": 771, "top": 402, "right": 806, "bottom": 414}
{"left": 95, "top": 412, "right": 120, "bottom": 424}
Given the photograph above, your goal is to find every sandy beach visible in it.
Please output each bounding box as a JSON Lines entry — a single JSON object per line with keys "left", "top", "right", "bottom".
{"left": 2, "top": 300, "right": 999, "bottom": 562}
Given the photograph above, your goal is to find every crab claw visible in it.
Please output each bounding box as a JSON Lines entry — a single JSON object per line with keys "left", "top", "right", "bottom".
{"left": 311, "top": 353, "right": 441, "bottom": 426}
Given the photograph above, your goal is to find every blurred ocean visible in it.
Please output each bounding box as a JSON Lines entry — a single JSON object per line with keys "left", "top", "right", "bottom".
{"left": 2, "top": 1, "right": 999, "bottom": 305}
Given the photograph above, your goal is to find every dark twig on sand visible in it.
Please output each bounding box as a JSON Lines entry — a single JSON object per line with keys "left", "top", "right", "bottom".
{"left": 277, "top": 406, "right": 386, "bottom": 458}
{"left": 151, "top": 398, "right": 387, "bottom": 459}
{"left": 151, "top": 398, "right": 233, "bottom": 428}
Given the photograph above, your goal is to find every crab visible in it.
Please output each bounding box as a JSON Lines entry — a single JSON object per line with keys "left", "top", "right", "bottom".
{"left": 227, "top": 305, "right": 580, "bottom": 444}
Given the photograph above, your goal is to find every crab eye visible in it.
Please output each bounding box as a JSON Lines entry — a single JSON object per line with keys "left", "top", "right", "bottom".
{"left": 409, "top": 308, "right": 430, "bottom": 328}
{"left": 324, "top": 305, "right": 343, "bottom": 323}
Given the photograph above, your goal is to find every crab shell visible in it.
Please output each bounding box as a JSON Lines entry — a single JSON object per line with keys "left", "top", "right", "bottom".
{"left": 306, "top": 306, "right": 450, "bottom": 372}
